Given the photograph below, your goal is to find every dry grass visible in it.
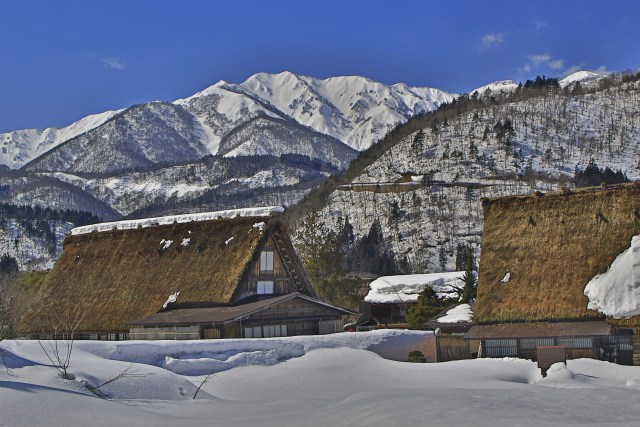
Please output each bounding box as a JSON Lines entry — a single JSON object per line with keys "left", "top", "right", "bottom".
{"left": 476, "top": 183, "right": 640, "bottom": 325}
{"left": 19, "top": 217, "right": 276, "bottom": 333}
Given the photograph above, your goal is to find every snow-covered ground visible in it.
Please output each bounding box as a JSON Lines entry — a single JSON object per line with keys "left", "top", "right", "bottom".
{"left": 2, "top": 330, "right": 640, "bottom": 426}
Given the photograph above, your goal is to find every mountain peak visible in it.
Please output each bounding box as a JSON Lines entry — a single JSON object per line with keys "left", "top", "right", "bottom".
{"left": 559, "top": 70, "right": 608, "bottom": 88}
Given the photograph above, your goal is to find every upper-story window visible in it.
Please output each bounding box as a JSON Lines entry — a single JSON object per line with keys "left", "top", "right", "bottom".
{"left": 257, "top": 280, "right": 274, "bottom": 295}
{"left": 260, "top": 251, "right": 274, "bottom": 273}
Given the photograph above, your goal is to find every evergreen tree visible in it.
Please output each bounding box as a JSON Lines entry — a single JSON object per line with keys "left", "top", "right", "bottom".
{"left": 406, "top": 286, "right": 450, "bottom": 330}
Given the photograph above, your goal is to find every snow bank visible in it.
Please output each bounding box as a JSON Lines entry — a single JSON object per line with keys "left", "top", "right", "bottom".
{"left": 79, "top": 329, "right": 434, "bottom": 374}
{"left": 364, "top": 272, "right": 464, "bottom": 303}
{"left": 437, "top": 303, "right": 473, "bottom": 323}
{"left": 584, "top": 235, "right": 640, "bottom": 318}
{"left": 5, "top": 334, "right": 640, "bottom": 426}
{"left": 70, "top": 206, "right": 285, "bottom": 235}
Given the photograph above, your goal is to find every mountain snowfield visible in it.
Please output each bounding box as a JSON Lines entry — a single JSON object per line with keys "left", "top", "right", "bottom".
{"left": 1, "top": 71, "right": 455, "bottom": 170}
{"left": 3, "top": 331, "right": 640, "bottom": 426}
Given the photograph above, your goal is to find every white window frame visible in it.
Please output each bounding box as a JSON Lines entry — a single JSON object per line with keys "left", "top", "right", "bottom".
{"left": 245, "top": 325, "right": 287, "bottom": 338}
{"left": 260, "top": 251, "right": 274, "bottom": 273}
{"left": 257, "top": 280, "right": 274, "bottom": 295}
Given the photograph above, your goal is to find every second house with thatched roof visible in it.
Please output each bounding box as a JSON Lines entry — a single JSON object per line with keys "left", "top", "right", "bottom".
{"left": 18, "top": 206, "right": 354, "bottom": 340}
{"left": 466, "top": 183, "right": 640, "bottom": 366}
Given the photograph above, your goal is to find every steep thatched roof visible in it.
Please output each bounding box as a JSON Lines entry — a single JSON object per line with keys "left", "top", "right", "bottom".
{"left": 18, "top": 213, "right": 293, "bottom": 334}
{"left": 476, "top": 183, "right": 640, "bottom": 325}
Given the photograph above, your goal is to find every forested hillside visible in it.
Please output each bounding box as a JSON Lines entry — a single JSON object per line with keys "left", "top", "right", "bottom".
{"left": 290, "top": 72, "right": 640, "bottom": 298}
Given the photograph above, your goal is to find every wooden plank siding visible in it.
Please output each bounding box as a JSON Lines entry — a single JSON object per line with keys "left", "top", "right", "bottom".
{"left": 225, "top": 298, "right": 347, "bottom": 338}
{"left": 233, "top": 235, "right": 297, "bottom": 302}
{"left": 436, "top": 335, "right": 479, "bottom": 362}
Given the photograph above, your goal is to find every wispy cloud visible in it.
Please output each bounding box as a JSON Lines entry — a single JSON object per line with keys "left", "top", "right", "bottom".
{"left": 562, "top": 65, "right": 582, "bottom": 77}
{"left": 101, "top": 57, "right": 126, "bottom": 70}
{"left": 520, "top": 53, "right": 567, "bottom": 75}
{"left": 528, "top": 54, "right": 564, "bottom": 70}
{"left": 85, "top": 51, "right": 126, "bottom": 71}
{"left": 595, "top": 65, "right": 611, "bottom": 74}
{"left": 481, "top": 33, "right": 505, "bottom": 49}
{"left": 535, "top": 20, "right": 549, "bottom": 29}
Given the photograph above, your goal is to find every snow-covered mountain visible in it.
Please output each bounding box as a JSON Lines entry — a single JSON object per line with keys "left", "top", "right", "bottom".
{"left": 311, "top": 71, "right": 640, "bottom": 275}
{"left": 1, "top": 69, "right": 631, "bottom": 271}
{"left": 559, "top": 70, "right": 608, "bottom": 88}
{"left": 0, "top": 110, "right": 121, "bottom": 170}
{"left": 470, "top": 80, "right": 519, "bottom": 94}
{"left": 2, "top": 72, "right": 455, "bottom": 171}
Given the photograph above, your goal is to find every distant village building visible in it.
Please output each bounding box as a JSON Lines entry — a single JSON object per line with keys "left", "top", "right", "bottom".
{"left": 18, "top": 207, "right": 354, "bottom": 340}
{"left": 359, "top": 273, "right": 464, "bottom": 329}
{"left": 466, "top": 183, "right": 640, "bottom": 365}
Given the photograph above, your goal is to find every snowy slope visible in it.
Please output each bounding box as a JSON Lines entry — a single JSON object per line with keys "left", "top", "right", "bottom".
{"left": 0, "top": 110, "right": 121, "bottom": 169}
{"left": 560, "top": 70, "right": 608, "bottom": 88}
{"left": 470, "top": 79, "right": 519, "bottom": 94}
{"left": 317, "top": 75, "right": 640, "bottom": 274}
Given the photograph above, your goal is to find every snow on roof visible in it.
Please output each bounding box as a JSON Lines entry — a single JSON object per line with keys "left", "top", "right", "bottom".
{"left": 584, "top": 235, "right": 640, "bottom": 318}
{"left": 71, "top": 206, "right": 285, "bottom": 236}
{"left": 364, "top": 272, "right": 464, "bottom": 304}
{"left": 437, "top": 303, "right": 473, "bottom": 323}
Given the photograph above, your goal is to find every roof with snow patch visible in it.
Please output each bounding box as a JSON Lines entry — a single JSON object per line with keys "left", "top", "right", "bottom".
{"left": 476, "top": 183, "right": 640, "bottom": 325}
{"left": 18, "top": 207, "right": 315, "bottom": 334}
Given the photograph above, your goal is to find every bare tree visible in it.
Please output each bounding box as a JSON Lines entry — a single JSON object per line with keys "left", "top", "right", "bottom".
{"left": 192, "top": 370, "right": 216, "bottom": 399}
{"left": 38, "top": 309, "right": 86, "bottom": 380}
{"left": 85, "top": 363, "right": 152, "bottom": 398}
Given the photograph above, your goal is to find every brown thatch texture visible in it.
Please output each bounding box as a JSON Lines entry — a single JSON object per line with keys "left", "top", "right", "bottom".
{"left": 476, "top": 183, "right": 640, "bottom": 324}
{"left": 19, "top": 216, "right": 276, "bottom": 333}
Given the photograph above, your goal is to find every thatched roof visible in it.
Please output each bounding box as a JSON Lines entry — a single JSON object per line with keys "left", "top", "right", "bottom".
{"left": 476, "top": 183, "right": 640, "bottom": 325}
{"left": 18, "top": 212, "right": 296, "bottom": 334}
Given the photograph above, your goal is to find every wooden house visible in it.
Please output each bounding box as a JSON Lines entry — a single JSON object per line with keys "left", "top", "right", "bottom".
{"left": 18, "top": 207, "right": 354, "bottom": 340}
{"left": 358, "top": 273, "right": 464, "bottom": 329}
{"left": 465, "top": 183, "right": 640, "bottom": 365}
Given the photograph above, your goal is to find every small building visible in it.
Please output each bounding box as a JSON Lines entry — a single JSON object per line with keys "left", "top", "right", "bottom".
{"left": 466, "top": 183, "right": 640, "bottom": 365}
{"left": 359, "top": 272, "right": 464, "bottom": 329}
{"left": 18, "top": 206, "right": 354, "bottom": 340}
{"left": 425, "top": 303, "right": 479, "bottom": 362}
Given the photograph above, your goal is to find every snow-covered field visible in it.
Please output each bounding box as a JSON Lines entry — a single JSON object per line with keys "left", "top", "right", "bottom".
{"left": 2, "top": 330, "right": 640, "bottom": 426}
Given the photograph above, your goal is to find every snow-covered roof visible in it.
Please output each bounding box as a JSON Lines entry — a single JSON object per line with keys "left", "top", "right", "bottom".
{"left": 71, "top": 206, "right": 285, "bottom": 235}
{"left": 584, "top": 235, "right": 640, "bottom": 318}
{"left": 364, "top": 272, "right": 464, "bottom": 304}
{"left": 437, "top": 303, "right": 473, "bottom": 324}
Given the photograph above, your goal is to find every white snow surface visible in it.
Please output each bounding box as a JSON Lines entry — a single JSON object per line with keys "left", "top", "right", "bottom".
{"left": 437, "top": 303, "right": 473, "bottom": 323}
{"left": 3, "top": 331, "right": 640, "bottom": 426}
{"left": 470, "top": 79, "right": 519, "bottom": 94}
{"left": 559, "top": 70, "right": 608, "bottom": 88}
{"left": 584, "top": 235, "right": 640, "bottom": 318}
{"left": 162, "top": 291, "right": 180, "bottom": 309}
{"left": 364, "top": 272, "right": 464, "bottom": 303}
{"left": 70, "top": 206, "right": 284, "bottom": 235}
{"left": 501, "top": 271, "right": 511, "bottom": 283}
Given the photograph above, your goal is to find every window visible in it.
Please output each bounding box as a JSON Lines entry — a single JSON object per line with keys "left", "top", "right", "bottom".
{"left": 245, "top": 325, "right": 287, "bottom": 338}
{"left": 260, "top": 251, "right": 274, "bottom": 273}
{"left": 257, "top": 280, "right": 274, "bottom": 294}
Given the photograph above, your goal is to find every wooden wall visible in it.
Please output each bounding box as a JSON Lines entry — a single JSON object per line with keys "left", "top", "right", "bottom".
{"left": 234, "top": 235, "right": 297, "bottom": 302}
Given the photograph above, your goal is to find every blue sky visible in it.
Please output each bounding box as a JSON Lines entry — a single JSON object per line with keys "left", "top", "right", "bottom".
{"left": 1, "top": 0, "right": 639, "bottom": 133}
